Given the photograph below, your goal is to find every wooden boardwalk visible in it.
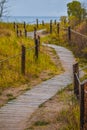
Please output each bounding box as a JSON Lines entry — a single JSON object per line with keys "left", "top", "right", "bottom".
{"left": 0, "top": 44, "right": 76, "bottom": 130}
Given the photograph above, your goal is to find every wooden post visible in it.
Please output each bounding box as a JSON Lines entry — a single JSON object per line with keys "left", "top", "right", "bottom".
{"left": 20, "top": 30, "right": 22, "bottom": 37}
{"left": 42, "top": 20, "right": 44, "bottom": 26}
{"left": 38, "top": 35, "right": 40, "bottom": 51}
{"left": 24, "top": 29, "right": 27, "bottom": 37}
{"left": 38, "top": 35, "right": 40, "bottom": 45}
{"left": 13, "top": 22, "right": 16, "bottom": 30}
{"left": 57, "top": 23, "right": 60, "bottom": 35}
{"left": 50, "top": 20, "right": 52, "bottom": 34}
{"left": 80, "top": 81, "right": 86, "bottom": 130}
{"left": 73, "top": 63, "right": 79, "bottom": 97}
{"left": 50, "top": 20, "right": 52, "bottom": 24}
{"left": 24, "top": 21, "right": 26, "bottom": 29}
{"left": 16, "top": 25, "right": 19, "bottom": 37}
{"left": 68, "top": 26, "right": 71, "bottom": 41}
{"left": 21, "top": 45, "right": 26, "bottom": 75}
{"left": 35, "top": 38, "right": 39, "bottom": 59}
{"left": 36, "top": 19, "right": 38, "bottom": 28}
{"left": 54, "top": 20, "right": 56, "bottom": 25}
{"left": 34, "top": 27, "right": 36, "bottom": 40}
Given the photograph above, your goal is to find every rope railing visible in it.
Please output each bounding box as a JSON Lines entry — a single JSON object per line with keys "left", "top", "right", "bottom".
{"left": 73, "top": 63, "right": 87, "bottom": 130}
{"left": 0, "top": 45, "right": 36, "bottom": 64}
{"left": 0, "top": 53, "right": 22, "bottom": 64}
{"left": 60, "top": 26, "right": 68, "bottom": 31}
{"left": 75, "top": 73, "right": 81, "bottom": 85}
{"left": 0, "top": 44, "right": 40, "bottom": 76}
{"left": 71, "top": 29, "right": 87, "bottom": 39}
{"left": 26, "top": 46, "right": 36, "bottom": 51}
{"left": 79, "top": 66, "right": 87, "bottom": 72}
{"left": 56, "top": 24, "right": 87, "bottom": 42}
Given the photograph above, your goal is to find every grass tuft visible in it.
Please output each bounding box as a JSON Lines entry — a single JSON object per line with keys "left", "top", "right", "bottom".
{"left": 6, "top": 93, "right": 16, "bottom": 101}
{"left": 57, "top": 105, "right": 80, "bottom": 130}
{"left": 34, "top": 121, "right": 49, "bottom": 126}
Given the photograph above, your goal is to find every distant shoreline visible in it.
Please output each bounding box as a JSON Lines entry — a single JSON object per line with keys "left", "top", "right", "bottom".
{"left": 0, "top": 16, "right": 60, "bottom": 24}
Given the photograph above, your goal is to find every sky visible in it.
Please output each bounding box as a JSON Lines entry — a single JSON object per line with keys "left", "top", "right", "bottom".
{"left": 7, "top": 0, "right": 86, "bottom": 16}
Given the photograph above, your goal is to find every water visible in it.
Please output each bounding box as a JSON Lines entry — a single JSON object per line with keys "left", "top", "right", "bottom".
{"left": 1, "top": 16, "right": 60, "bottom": 24}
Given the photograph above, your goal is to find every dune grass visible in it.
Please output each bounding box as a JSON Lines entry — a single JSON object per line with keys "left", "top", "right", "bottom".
{"left": 0, "top": 22, "right": 63, "bottom": 92}
{"left": 41, "top": 22, "right": 68, "bottom": 47}
{"left": 56, "top": 84, "right": 80, "bottom": 130}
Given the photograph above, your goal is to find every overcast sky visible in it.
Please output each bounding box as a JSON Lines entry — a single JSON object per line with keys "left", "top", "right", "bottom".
{"left": 7, "top": 0, "right": 85, "bottom": 16}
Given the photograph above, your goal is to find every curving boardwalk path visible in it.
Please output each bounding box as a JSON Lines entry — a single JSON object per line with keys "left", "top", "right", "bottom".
{"left": 0, "top": 44, "right": 76, "bottom": 130}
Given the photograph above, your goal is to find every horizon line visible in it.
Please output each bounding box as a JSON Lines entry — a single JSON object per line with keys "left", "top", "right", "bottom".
{"left": 2, "top": 15, "right": 67, "bottom": 17}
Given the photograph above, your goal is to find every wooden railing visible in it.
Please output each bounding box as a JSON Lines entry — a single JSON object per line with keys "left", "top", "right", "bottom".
{"left": 73, "top": 63, "right": 87, "bottom": 130}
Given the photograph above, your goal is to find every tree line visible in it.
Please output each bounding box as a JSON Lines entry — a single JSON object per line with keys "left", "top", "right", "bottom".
{"left": 60, "top": 1, "right": 87, "bottom": 28}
